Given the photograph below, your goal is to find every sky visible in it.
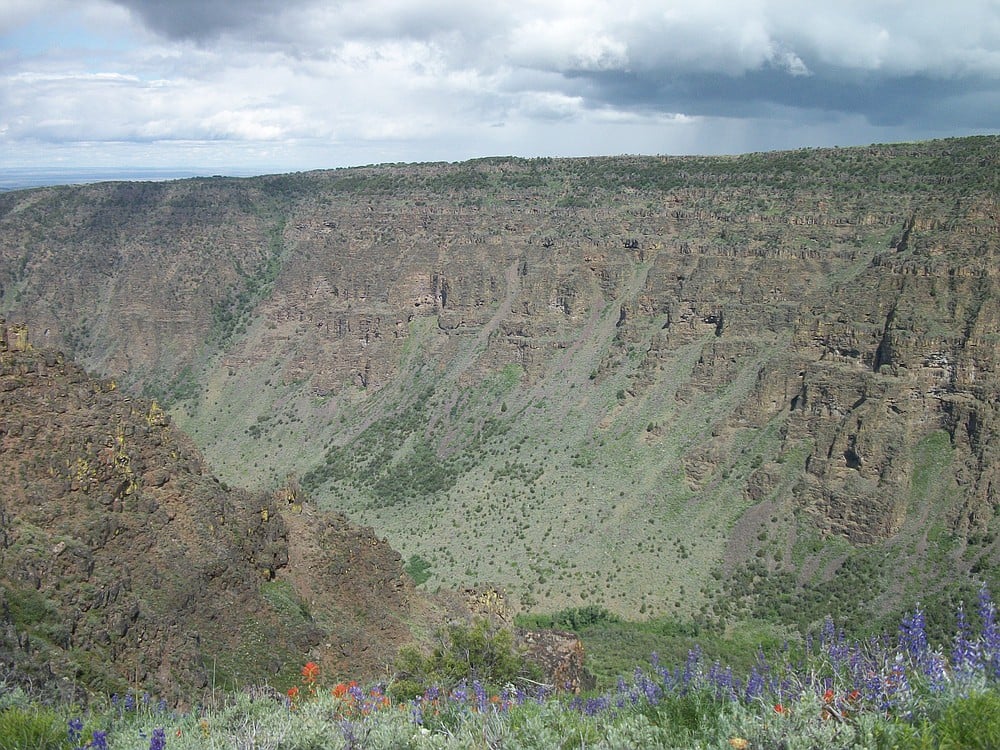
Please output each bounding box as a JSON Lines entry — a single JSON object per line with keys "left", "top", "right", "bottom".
{"left": 1, "top": 0, "right": 998, "bottom": 176}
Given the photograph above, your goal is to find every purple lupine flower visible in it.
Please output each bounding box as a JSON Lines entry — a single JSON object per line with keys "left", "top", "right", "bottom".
{"left": 410, "top": 701, "right": 424, "bottom": 725}
{"left": 744, "top": 667, "right": 765, "bottom": 701}
{"left": 820, "top": 616, "right": 836, "bottom": 651}
{"left": 584, "top": 695, "right": 611, "bottom": 716}
{"left": 89, "top": 730, "right": 109, "bottom": 750}
{"left": 500, "top": 685, "right": 515, "bottom": 706}
{"left": 348, "top": 682, "right": 365, "bottom": 702}
{"left": 339, "top": 720, "right": 362, "bottom": 750}
{"left": 861, "top": 666, "right": 884, "bottom": 706}
{"left": 899, "top": 606, "right": 928, "bottom": 660}
{"left": 876, "top": 659, "right": 911, "bottom": 714}
{"left": 721, "top": 666, "right": 736, "bottom": 702}
{"left": 68, "top": 718, "right": 84, "bottom": 747}
{"left": 923, "top": 650, "right": 948, "bottom": 692}
{"left": 656, "top": 662, "right": 674, "bottom": 691}
{"left": 828, "top": 631, "right": 850, "bottom": 669}
{"left": 978, "top": 583, "right": 1000, "bottom": 679}
{"left": 148, "top": 727, "right": 166, "bottom": 750}
{"left": 681, "top": 646, "right": 702, "bottom": 692}
{"left": 638, "top": 670, "right": 662, "bottom": 705}
{"left": 124, "top": 693, "right": 136, "bottom": 712}
{"left": 472, "top": 680, "right": 488, "bottom": 713}
{"left": 708, "top": 661, "right": 734, "bottom": 701}
{"left": 952, "top": 601, "right": 980, "bottom": 677}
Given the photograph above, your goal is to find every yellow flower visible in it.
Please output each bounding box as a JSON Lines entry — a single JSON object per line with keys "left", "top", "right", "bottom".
{"left": 729, "top": 739, "right": 750, "bottom": 750}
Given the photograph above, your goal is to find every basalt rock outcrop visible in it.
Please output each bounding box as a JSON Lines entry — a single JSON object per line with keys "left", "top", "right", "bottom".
{"left": 0, "top": 322, "right": 417, "bottom": 700}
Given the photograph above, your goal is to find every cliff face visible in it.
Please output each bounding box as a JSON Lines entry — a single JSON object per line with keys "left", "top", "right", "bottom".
{"left": 746, "top": 197, "right": 1000, "bottom": 544}
{"left": 1, "top": 138, "right": 998, "bottom": 623}
{"left": 0, "top": 322, "right": 417, "bottom": 700}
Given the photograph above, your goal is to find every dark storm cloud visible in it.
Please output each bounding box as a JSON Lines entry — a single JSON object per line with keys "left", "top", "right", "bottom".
{"left": 108, "top": 0, "right": 310, "bottom": 41}
{"left": 566, "top": 65, "right": 994, "bottom": 129}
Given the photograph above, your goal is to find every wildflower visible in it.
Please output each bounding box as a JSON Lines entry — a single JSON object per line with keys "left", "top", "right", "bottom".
{"left": 287, "top": 686, "right": 300, "bottom": 702}
{"left": 332, "top": 682, "right": 349, "bottom": 698}
{"left": 774, "top": 702, "right": 786, "bottom": 715}
{"left": 952, "top": 601, "right": 981, "bottom": 676}
{"left": 340, "top": 720, "right": 362, "bottom": 749}
{"left": 302, "top": 661, "right": 320, "bottom": 683}
{"left": 823, "top": 688, "right": 835, "bottom": 703}
{"left": 979, "top": 583, "right": 1000, "bottom": 679}
{"left": 88, "top": 730, "right": 109, "bottom": 750}
{"left": 149, "top": 727, "right": 166, "bottom": 750}
{"left": 708, "top": 661, "right": 735, "bottom": 702}
{"left": 348, "top": 681, "right": 364, "bottom": 702}
{"left": 582, "top": 696, "right": 611, "bottom": 716}
{"left": 68, "top": 718, "right": 84, "bottom": 746}
{"left": 729, "top": 739, "right": 750, "bottom": 750}
{"left": 922, "top": 650, "right": 948, "bottom": 691}
{"left": 744, "top": 667, "right": 765, "bottom": 701}
{"left": 681, "top": 646, "right": 702, "bottom": 691}
{"left": 899, "top": 606, "right": 928, "bottom": 660}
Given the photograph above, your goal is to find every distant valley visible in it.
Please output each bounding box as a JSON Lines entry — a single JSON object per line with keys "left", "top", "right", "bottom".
{"left": 2, "top": 136, "right": 998, "bottom": 640}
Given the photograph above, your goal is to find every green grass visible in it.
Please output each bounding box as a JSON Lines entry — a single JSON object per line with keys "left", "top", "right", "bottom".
{"left": 0, "top": 706, "right": 70, "bottom": 750}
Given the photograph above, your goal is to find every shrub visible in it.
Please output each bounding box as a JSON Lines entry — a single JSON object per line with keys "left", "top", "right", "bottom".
{"left": 934, "top": 691, "right": 1000, "bottom": 749}
{"left": 391, "top": 620, "right": 536, "bottom": 700}
{"left": 404, "top": 555, "right": 432, "bottom": 586}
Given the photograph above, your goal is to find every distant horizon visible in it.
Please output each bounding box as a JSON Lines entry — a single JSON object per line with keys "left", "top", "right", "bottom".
{"left": 3, "top": 131, "right": 997, "bottom": 193}
{"left": 0, "top": 166, "right": 263, "bottom": 192}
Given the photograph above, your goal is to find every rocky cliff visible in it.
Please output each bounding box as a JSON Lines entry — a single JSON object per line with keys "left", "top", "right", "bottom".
{"left": 1, "top": 138, "right": 997, "bottom": 627}
{"left": 0, "top": 321, "right": 417, "bottom": 700}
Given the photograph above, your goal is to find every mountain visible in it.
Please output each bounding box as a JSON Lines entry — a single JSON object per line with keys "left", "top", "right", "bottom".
{"left": 1, "top": 137, "right": 998, "bottom": 634}
{"left": 0, "top": 321, "right": 418, "bottom": 700}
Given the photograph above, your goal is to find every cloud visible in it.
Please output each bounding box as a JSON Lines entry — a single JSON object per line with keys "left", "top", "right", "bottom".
{"left": 106, "top": 0, "right": 311, "bottom": 42}
{"left": 1, "top": 1, "right": 998, "bottom": 172}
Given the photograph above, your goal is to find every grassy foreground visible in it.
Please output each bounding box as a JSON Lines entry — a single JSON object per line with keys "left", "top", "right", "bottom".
{"left": 3, "top": 587, "right": 1000, "bottom": 749}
